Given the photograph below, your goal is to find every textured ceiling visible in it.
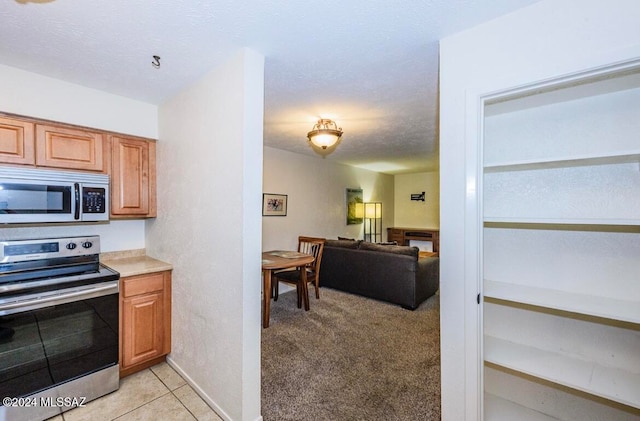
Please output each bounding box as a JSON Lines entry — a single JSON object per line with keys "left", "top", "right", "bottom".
{"left": 0, "top": 0, "right": 540, "bottom": 174}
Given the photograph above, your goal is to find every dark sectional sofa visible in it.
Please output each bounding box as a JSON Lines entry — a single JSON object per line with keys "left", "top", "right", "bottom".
{"left": 319, "top": 239, "right": 439, "bottom": 310}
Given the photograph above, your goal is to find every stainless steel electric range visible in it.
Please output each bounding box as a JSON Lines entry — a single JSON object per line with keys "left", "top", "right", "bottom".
{"left": 0, "top": 236, "right": 120, "bottom": 421}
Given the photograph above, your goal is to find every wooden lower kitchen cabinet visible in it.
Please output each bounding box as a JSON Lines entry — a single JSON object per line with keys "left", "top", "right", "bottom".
{"left": 120, "top": 270, "right": 171, "bottom": 377}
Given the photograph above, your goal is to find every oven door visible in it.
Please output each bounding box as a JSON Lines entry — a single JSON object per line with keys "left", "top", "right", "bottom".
{"left": 0, "top": 177, "right": 76, "bottom": 224}
{"left": 0, "top": 280, "right": 119, "bottom": 401}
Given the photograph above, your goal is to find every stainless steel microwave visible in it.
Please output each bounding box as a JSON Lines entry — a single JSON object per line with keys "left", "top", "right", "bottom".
{"left": 0, "top": 167, "right": 109, "bottom": 224}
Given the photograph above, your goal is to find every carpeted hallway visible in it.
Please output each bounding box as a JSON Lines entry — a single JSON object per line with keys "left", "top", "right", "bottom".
{"left": 261, "top": 287, "right": 441, "bottom": 420}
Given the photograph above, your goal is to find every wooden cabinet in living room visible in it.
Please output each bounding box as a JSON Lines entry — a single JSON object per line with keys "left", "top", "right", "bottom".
{"left": 120, "top": 270, "right": 171, "bottom": 377}
{"left": 387, "top": 227, "right": 439, "bottom": 253}
{"left": 0, "top": 116, "right": 35, "bottom": 165}
{"left": 110, "top": 135, "right": 157, "bottom": 218}
{"left": 386, "top": 228, "right": 404, "bottom": 244}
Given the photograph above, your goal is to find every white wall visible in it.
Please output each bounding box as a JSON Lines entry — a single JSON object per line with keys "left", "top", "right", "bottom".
{"left": 393, "top": 171, "right": 439, "bottom": 229}
{"left": 439, "top": 1, "right": 640, "bottom": 419}
{"left": 0, "top": 64, "right": 157, "bottom": 251}
{"left": 0, "top": 221, "right": 145, "bottom": 252}
{"left": 0, "top": 64, "right": 157, "bottom": 139}
{"left": 147, "top": 48, "right": 263, "bottom": 421}
{"left": 262, "top": 146, "right": 394, "bottom": 251}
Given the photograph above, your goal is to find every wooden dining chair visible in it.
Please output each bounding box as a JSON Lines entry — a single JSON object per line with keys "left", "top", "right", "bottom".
{"left": 272, "top": 236, "right": 326, "bottom": 309}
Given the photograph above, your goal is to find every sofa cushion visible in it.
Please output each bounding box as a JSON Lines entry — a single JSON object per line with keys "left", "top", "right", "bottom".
{"left": 326, "top": 239, "right": 361, "bottom": 249}
{"left": 358, "top": 241, "right": 419, "bottom": 258}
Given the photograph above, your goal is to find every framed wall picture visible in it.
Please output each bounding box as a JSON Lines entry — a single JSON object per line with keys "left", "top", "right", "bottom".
{"left": 346, "top": 188, "right": 363, "bottom": 225}
{"left": 262, "top": 193, "right": 288, "bottom": 216}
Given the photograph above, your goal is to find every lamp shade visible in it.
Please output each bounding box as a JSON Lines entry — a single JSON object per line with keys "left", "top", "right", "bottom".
{"left": 364, "top": 202, "right": 382, "bottom": 219}
{"left": 307, "top": 118, "right": 343, "bottom": 149}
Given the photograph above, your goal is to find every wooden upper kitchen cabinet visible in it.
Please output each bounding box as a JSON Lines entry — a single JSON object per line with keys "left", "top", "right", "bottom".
{"left": 35, "top": 124, "right": 106, "bottom": 172}
{"left": 0, "top": 112, "right": 159, "bottom": 219}
{"left": 0, "top": 116, "right": 35, "bottom": 165}
{"left": 0, "top": 116, "right": 105, "bottom": 171}
{"left": 110, "top": 135, "right": 157, "bottom": 218}
{"left": 120, "top": 270, "right": 171, "bottom": 377}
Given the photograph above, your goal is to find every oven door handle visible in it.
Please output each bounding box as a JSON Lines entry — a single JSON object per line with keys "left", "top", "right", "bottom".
{"left": 0, "top": 281, "right": 118, "bottom": 315}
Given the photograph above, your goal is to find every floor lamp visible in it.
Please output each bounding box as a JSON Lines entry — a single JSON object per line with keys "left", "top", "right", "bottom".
{"left": 363, "top": 202, "right": 382, "bottom": 243}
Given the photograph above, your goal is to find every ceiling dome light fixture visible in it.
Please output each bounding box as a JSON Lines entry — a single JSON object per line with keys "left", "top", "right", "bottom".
{"left": 307, "top": 118, "right": 343, "bottom": 149}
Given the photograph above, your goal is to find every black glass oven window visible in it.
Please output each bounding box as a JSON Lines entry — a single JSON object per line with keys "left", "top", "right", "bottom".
{"left": 0, "top": 183, "right": 71, "bottom": 214}
{"left": 0, "top": 293, "right": 118, "bottom": 399}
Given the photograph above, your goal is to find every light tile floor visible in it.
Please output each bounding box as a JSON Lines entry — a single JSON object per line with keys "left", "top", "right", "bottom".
{"left": 46, "top": 362, "right": 223, "bottom": 421}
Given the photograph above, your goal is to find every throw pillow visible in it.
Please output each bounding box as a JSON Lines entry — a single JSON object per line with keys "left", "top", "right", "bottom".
{"left": 359, "top": 241, "right": 418, "bottom": 258}
{"left": 326, "top": 239, "right": 361, "bottom": 249}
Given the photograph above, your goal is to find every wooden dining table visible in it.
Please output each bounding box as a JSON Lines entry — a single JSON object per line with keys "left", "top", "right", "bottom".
{"left": 262, "top": 250, "right": 315, "bottom": 328}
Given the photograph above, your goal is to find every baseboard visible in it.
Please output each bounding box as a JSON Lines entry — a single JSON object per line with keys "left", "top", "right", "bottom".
{"left": 166, "top": 355, "right": 263, "bottom": 421}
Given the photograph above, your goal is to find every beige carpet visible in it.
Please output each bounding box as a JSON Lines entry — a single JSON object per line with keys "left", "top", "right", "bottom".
{"left": 261, "top": 287, "right": 441, "bottom": 420}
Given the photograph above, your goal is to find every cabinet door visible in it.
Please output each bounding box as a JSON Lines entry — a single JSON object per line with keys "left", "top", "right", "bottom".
{"left": 0, "top": 117, "right": 35, "bottom": 165}
{"left": 387, "top": 228, "right": 404, "bottom": 244}
{"left": 36, "top": 124, "right": 105, "bottom": 171}
{"left": 122, "top": 291, "right": 165, "bottom": 367}
{"left": 120, "top": 271, "right": 171, "bottom": 376}
{"left": 111, "top": 136, "right": 157, "bottom": 217}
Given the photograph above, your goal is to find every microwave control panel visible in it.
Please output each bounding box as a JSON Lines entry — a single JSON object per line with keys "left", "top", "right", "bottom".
{"left": 82, "top": 187, "right": 107, "bottom": 214}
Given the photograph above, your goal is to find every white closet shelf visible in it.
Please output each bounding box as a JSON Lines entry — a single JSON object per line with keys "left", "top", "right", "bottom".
{"left": 484, "top": 150, "right": 640, "bottom": 172}
{"left": 484, "top": 393, "right": 559, "bottom": 421}
{"left": 484, "top": 68, "right": 640, "bottom": 116}
{"left": 483, "top": 217, "right": 640, "bottom": 227}
{"left": 484, "top": 280, "right": 640, "bottom": 324}
{"left": 484, "top": 336, "right": 640, "bottom": 409}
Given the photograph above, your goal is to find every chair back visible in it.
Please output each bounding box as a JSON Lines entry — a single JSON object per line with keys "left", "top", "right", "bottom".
{"left": 298, "top": 236, "right": 325, "bottom": 275}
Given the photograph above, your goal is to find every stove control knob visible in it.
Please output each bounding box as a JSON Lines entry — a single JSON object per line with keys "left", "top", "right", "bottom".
{"left": 66, "top": 242, "right": 77, "bottom": 250}
{"left": 82, "top": 241, "right": 93, "bottom": 249}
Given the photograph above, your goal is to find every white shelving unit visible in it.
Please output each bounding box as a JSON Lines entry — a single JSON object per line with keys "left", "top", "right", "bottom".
{"left": 481, "top": 64, "right": 640, "bottom": 420}
{"left": 484, "top": 150, "right": 640, "bottom": 173}
{"left": 484, "top": 393, "right": 558, "bottom": 421}
{"left": 484, "top": 365, "right": 640, "bottom": 421}
{"left": 484, "top": 336, "right": 640, "bottom": 409}
{"left": 484, "top": 280, "right": 640, "bottom": 324}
